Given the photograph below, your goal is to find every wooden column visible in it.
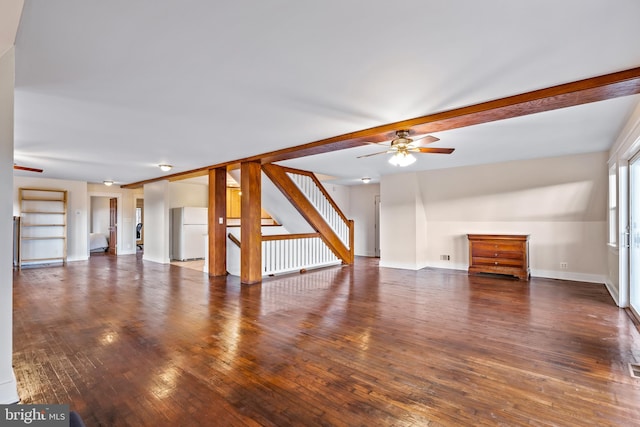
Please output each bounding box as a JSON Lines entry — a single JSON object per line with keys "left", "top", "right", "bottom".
{"left": 208, "top": 168, "right": 227, "bottom": 276}
{"left": 240, "top": 161, "right": 262, "bottom": 285}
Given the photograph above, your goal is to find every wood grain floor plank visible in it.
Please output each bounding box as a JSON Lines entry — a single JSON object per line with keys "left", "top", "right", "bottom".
{"left": 12, "top": 255, "right": 640, "bottom": 426}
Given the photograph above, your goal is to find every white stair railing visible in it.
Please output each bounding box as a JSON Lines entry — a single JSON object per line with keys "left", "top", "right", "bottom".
{"left": 262, "top": 233, "right": 340, "bottom": 276}
{"left": 286, "top": 172, "right": 350, "bottom": 248}
{"left": 226, "top": 232, "right": 341, "bottom": 277}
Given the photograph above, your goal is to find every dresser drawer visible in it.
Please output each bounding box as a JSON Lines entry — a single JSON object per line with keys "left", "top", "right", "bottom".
{"left": 471, "top": 256, "right": 524, "bottom": 267}
{"left": 471, "top": 241, "right": 523, "bottom": 253}
{"left": 472, "top": 247, "right": 524, "bottom": 260}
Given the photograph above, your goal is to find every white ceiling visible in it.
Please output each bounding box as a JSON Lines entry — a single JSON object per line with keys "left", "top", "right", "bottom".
{"left": 10, "top": 0, "right": 640, "bottom": 186}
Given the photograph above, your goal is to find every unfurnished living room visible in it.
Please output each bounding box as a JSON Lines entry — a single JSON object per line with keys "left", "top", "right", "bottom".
{"left": 3, "top": 1, "right": 640, "bottom": 426}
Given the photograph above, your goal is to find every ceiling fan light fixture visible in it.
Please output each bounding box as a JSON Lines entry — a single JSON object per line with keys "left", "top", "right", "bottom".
{"left": 389, "top": 151, "right": 416, "bottom": 167}
{"left": 103, "top": 180, "right": 114, "bottom": 186}
{"left": 361, "top": 177, "right": 371, "bottom": 184}
{"left": 159, "top": 164, "right": 172, "bottom": 172}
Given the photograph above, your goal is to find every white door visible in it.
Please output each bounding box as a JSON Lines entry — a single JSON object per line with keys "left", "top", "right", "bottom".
{"left": 630, "top": 152, "right": 640, "bottom": 317}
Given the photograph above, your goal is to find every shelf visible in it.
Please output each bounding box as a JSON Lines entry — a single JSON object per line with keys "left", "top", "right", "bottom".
{"left": 20, "top": 197, "right": 65, "bottom": 202}
{"left": 21, "top": 211, "right": 66, "bottom": 214}
{"left": 20, "top": 236, "right": 65, "bottom": 240}
{"left": 19, "top": 187, "right": 68, "bottom": 269}
{"left": 21, "top": 257, "right": 65, "bottom": 262}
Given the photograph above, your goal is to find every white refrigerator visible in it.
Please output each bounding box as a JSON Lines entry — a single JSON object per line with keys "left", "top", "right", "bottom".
{"left": 171, "top": 207, "right": 208, "bottom": 261}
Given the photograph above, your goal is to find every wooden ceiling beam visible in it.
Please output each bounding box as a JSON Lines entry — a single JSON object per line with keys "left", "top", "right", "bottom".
{"left": 121, "top": 66, "right": 640, "bottom": 189}
{"left": 258, "top": 66, "right": 640, "bottom": 163}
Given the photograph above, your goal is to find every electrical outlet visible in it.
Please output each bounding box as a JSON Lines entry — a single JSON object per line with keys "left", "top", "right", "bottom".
{"left": 560, "top": 262, "right": 568, "bottom": 269}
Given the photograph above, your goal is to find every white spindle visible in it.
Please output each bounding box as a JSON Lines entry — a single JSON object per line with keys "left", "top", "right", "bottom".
{"left": 261, "top": 236, "right": 340, "bottom": 276}
{"left": 287, "top": 172, "right": 350, "bottom": 247}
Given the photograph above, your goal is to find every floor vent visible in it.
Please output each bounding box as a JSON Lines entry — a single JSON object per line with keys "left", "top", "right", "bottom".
{"left": 629, "top": 363, "right": 640, "bottom": 379}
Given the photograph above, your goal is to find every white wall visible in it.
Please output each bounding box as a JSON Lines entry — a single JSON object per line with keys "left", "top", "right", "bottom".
{"left": 349, "top": 184, "right": 380, "bottom": 257}
{"left": 380, "top": 172, "right": 429, "bottom": 269}
{"left": 90, "top": 196, "right": 109, "bottom": 234}
{"left": 321, "top": 182, "right": 350, "bottom": 215}
{"left": 14, "top": 176, "right": 89, "bottom": 262}
{"left": 169, "top": 181, "right": 208, "bottom": 208}
{"left": 0, "top": 46, "right": 19, "bottom": 404}
{"left": 143, "top": 180, "right": 170, "bottom": 264}
{"left": 380, "top": 152, "right": 609, "bottom": 282}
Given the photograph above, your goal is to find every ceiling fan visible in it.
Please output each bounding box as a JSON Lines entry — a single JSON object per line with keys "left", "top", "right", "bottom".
{"left": 14, "top": 164, "right": 43, "bottom": 173}
{"left": 357, "top": 130, "right": 454, "bottom": 167}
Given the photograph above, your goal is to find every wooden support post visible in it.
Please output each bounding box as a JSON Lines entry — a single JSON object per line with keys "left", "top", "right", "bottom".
{"left": 240, "top": 161, "right": 262, "bottom": 285}
{"left": 208, "top": 168, "right": 227, "bottom": 276}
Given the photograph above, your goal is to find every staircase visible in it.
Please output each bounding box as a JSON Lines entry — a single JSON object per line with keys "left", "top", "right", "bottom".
{"left": 224, "top": 164, "right": 354, "bottom": 278}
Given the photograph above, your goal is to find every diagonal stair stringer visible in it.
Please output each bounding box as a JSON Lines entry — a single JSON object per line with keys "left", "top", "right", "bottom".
{"left": 262, "top": 163, "right": 353, "bottom": 264}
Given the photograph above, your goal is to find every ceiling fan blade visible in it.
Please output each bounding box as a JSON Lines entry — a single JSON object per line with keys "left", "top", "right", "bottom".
{"left": 356, "top": 150, "right": 391, "bottom": 159}
{"left": 415, "top": 147, "right": 455, "bottom": 154}
{"left": 410, "top": 134, "right": 440, "bottom": 145}
{"left": 14, "top": 164, "right": 43, "bottom": 173}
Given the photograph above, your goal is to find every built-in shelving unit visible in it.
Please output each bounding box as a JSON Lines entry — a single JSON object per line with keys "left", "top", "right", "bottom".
{"left": 19, "top": 188, "right": 68, "bottom": 268}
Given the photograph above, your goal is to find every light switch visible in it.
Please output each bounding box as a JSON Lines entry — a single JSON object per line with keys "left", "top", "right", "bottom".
{"left": 218, "top": 217, "right": 223, "bottom": 224}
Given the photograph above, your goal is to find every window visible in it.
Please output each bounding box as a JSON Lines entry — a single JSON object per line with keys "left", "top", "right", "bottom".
{"left": 609, "top": 163, "right": 617, "bottom": 246}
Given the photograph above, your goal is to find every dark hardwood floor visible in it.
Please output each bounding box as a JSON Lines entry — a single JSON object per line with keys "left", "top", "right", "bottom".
{"left": 12, "top": 255, "right": 640, "bottom": 426}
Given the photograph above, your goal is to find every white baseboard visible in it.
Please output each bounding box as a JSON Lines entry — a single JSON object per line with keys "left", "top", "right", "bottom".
{"left": 373, "top": 262, "right": 606, "bottom": 285}
{"left": 143, "top": 255, "right": 170, "bottom": 264}
{"left": 530, "top": 269, "right": 605, "bottom": 284}
{"left": 355, "top": 252, "right": 376, "bottom": 257}
{"left": 421, "top": 264, "right": 606, "bottom": 284}
{"left": 0, "top": 372, "right": 19, "bottom": 404}
{"left": 604, "top": 279, "right": 621, "bottom": 306}
{"left": 379, "top": 261, "right": 422, "bottom": 270}
{"left": 426, "top": 262, "right": 468, "bottom": 271}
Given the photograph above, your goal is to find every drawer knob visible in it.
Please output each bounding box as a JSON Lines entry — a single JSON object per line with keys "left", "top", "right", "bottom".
{"left": 494, "top": 253, "right": 498, "bottom": 257}
{"left": 494, "top": 261, "right": 498, "bottom": 265}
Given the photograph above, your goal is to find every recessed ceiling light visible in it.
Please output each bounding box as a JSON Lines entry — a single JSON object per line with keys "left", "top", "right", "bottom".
{"left": 103, "top": 180, "right": 114, "bottom": 186}
{"left": 159, "top": 164, "right": 172, "bottom": 172}
{"left": 361, "top": 177, "right": 371, "bottom": 184}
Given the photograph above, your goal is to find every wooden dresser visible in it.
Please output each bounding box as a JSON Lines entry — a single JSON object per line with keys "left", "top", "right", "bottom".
{"left": 467, "top": 234, "right": 530, "bottom": 280}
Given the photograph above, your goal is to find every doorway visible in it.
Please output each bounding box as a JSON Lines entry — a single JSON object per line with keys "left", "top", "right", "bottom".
{"left": 88, "top": 192, "right": 122, "bottom": 256}
{"left": 136, "top": 198, "right": 144, "bottom": 251}
{"left": 630, "top": 152, "right": 640, "bottom": 318}
{"left": 108, "top": 198, "right": 117, "bottom": 255}
{"left": 89, "top": 196, "right": 113, "bottom": 255}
